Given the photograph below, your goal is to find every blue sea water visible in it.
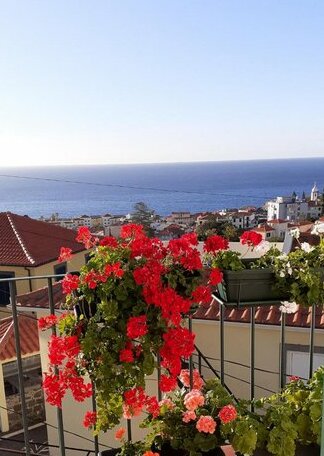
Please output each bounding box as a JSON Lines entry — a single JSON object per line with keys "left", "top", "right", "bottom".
{"left": 0, "top": 158, "right": 323, "bottom": 218}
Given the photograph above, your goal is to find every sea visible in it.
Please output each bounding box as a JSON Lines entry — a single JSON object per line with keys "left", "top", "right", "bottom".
{"left": 0, "top": 158, "right": 323, "bottom": 218}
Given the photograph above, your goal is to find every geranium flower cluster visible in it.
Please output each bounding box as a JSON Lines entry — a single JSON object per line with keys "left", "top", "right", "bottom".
{"left": 43, "top": 224, "right": 232, "bottom": 432}
{"left": 141, "top": 376, "right": 239, "bottom": 455}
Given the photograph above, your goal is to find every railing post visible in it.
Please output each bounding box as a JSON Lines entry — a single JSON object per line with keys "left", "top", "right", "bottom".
{"left": 91, "top": 383, "right": 99, "bottom": 456}
{"left": 220, "top": 302, "right": 225, "bottom": 385}
{"left": 47, "top": 278, "right": 66, "bottom": 456}
{"left": 127, "top": 419, "right": 132, "bottom": 442}
{"left": 250, "top": 306, "right": 255, "bottom": 411}
{"left": 280, "top": 312, "right": 286, "bottom": 388}
{"left": 9, "top": 281, "right": 31, "bottom": 456}
{"left": 309, "top": 304, "right": 316, "bottom": 378}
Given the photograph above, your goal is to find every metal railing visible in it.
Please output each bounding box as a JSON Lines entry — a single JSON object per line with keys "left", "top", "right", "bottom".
{"left": 0, "top": 274, "right": 323, "bottom": 455}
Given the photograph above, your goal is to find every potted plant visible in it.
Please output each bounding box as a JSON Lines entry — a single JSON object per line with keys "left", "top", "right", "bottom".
{"left": 247, "top": 367, "right": 323, "bottom": 456}
{"left": 206, "top": 231, "right": 289, "bottom": 305}
{"left": 138, "top": 371, "right": 244, "bottom": 456}
{"left": 40, "top": 225, "right": 225, "bottom": 432}
{"left": 209, "top": 228, "right": 324, "bottom": 307}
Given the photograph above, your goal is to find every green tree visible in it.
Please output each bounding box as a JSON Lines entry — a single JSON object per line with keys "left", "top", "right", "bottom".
{"left": 131, "top": 202, "right": 155, "bottom": 237}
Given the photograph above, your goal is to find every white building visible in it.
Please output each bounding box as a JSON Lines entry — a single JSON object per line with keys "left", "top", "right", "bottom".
{"left": 229, "top": 211, "right": 256, "bottom": 229}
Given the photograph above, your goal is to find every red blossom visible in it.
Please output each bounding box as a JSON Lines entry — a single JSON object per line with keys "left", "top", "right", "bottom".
{"left": 240, "top": 230, "right": 262, "bottom": 247}
{"left": 191, "top": 285, "right": 211, "bottom": 305}
{"left": 119, "top": 348, "right": 134, "bottom": 363}
{"left": 123, "top": 387, "right": 146, "bottom": 417}
{"left": 83, "top": 411, "right": 97, "bottom": 428}
{"left": 62, "top": 274, "right": 79, "bottom": 294}
{"left": 104, "top": 262, "right": 124, "bottom": 278}
{"left": 99, "top": 236, "right": 118, "bottom": 248}
{"left": 129, "top": 236, "right": 165, "bottom": 260}
{"left": 126, "top": 315, "right": 148, "bottom": 339}
{"left": 58, "top": 247, "right": 73, "bottom": 263}
{"left": 153, "top": 287, "right": 191, "bottom": 326}
{"left": 76, "top": 226, "right": 97, "bottom": 249}
{"left": 145, "top": 396, "right": 160, "bottom": 417}
{"left": 159, "top": 375, "right": 178, "bottom": 392}
{"left": 160, "top": 327, "right": 195, "bottom": 376}
{"left": 42, "top": 373, "right": 66, "bottom": 408}
{"left": 120, "top": 224, "right": 145, "bottom": 240}
{"left": 38, "top": 315, "right": 58, "bottom": 331}
{"left": 209, "top": 268, "right": 223, "bottom": 286}
{"left": 289, "top": 375, "right": 301, "bottom": 382}
{"left": 115, "top": 427, "right": 126, "bottom": 440}
{"left": 203, "top": 235, "right": 229, "bottom": 253}
{"left": 218, "top": 404, "right": 238, "bottom": 424}
{"left": 84, "top": 271, "right": 98, "bottom": 289}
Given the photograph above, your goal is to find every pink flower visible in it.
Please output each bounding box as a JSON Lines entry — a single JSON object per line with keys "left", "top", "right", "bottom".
{"left": 183, "top": 389, "right": 205, "bottom": 411}
{"left": 159, "top": 398, "right": 175, "bottom": 411}
{"left": 289, "top": 375, "right": 300, "bottom": 382}
{"left": 218, "top": 404, "right": 237, "bottom": 424}
{"left": 196, "top": 415, "right": 216, "bottom": 434}
{"left": 182, "top": 410, "right": 196, "bottom": 423}
{"left": 179, "top": 369, "right": 204, "bottom": 390}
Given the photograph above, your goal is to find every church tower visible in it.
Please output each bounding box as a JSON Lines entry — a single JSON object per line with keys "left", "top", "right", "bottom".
{"left": 311, "top": 183, "right": 319, "bottom": 202}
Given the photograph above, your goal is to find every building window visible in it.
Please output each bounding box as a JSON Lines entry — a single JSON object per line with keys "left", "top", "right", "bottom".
{"left": 0, "top": 272, "right": 15, "bottom": 306}
{"left": 284, "top": 344, "right": 324, "bottom": 383}
{"left": 54, "top": 263, "right": 67, "bottom": 281}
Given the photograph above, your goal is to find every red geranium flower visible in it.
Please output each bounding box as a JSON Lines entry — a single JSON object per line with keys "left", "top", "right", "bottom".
{"left": 126, "top": 315, "right": 148, "bottom": 339}
{"left": 83, "top": 411, "right": 97, "bottom": 428}
{"left": 159, "top": 375, "right": 177, "bottom": 392}
{"left": 240, "top": 230, "right": 262, "bottom": 247}
{"left": 58, "top": 247, "right": 73, "bottom": 263}
{"left": 99, "top": 236, "right": 118, "bottom": 248}
{"left": 209, "top": 268, "right": 223, "bottom": 285}
{"left": 38, "top": 315, "right": 58, "bottom": 331}
{"left": 203, "top": 235, "right": 229, "bottom": 253}
{"left": 61, "top": 274, "right": 79, "bottom": 294}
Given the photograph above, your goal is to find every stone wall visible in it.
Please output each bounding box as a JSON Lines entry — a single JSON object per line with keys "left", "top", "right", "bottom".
{"left": 6, "top": 384, "right": 45, "bottom": 431}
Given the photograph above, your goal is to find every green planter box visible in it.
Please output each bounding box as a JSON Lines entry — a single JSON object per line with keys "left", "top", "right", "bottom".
{"left": 216, "top": 268, "right": 288, "bottom": 306}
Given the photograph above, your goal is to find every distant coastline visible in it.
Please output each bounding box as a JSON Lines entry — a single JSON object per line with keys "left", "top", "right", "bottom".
{"left": 0, "top": 158, "right": 323, "bottom": 218}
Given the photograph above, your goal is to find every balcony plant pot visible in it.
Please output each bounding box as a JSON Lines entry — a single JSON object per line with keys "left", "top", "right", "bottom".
{"left": 251, "top": 443, "right": 320, "bottom": 456}
{"left": 216, "top": 268, "right": 288, "bottom": 306}
{"left": 100, "top": 444, "right": 232, "bottom": 456}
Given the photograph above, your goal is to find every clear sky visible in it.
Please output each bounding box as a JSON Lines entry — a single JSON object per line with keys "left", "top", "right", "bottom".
{"left": 1, "top": 0, "right": 324, "bottom": 166}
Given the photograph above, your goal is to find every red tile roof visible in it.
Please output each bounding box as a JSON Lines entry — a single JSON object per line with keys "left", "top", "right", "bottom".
{"left": 268, "top": 219, "right": 287, "bottom": 224}
{"left": 0, "top": 315, "right": 39, "bottom": 361}
{"left": 0, "top": 212, "right": 86, "bottom": 267}
{"left": 194, "top": 300, "right": 324, "bottom": 329}
{"left": 17, "top": 282, "right": 64, "bottom": 309}
{"left": 254, "top": 224, "right": 274, "bottom": 232}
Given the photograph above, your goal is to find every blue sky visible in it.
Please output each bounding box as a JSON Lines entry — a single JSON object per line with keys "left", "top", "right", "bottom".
{"left": 1, "top": 0, "right": 324, "bottom": 166}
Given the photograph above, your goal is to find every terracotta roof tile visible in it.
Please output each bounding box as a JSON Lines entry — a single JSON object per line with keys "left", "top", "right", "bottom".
{"left": 0, "top": 212, "right": 86, "bottom": 267}
{"left": 17, "top": 282, "right": 64, "bottom": 309}
{"left": 0, "top": 315, "right": 39, "bottom": 361}
{"left": 193, "top": 300, "right": 324, "bottom": 329}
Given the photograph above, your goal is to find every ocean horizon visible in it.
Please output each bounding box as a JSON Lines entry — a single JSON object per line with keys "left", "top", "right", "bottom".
{"left": 0, "top": 157, "right": 323, "bottom": 218}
